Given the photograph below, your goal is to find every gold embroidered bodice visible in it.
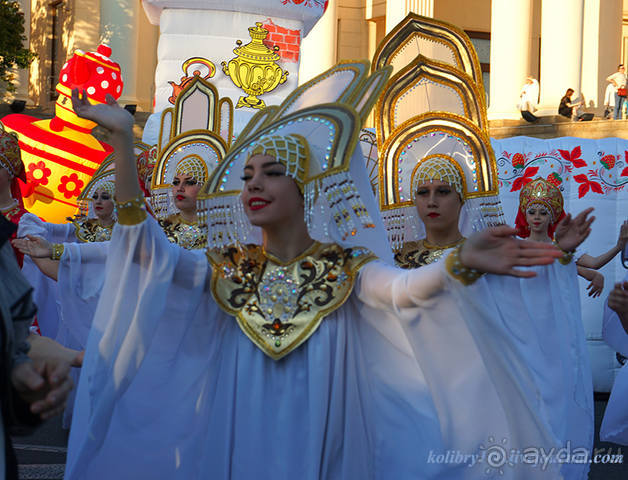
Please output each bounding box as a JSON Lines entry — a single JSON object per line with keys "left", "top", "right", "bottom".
{"left": 158, "top": 214, "right": 206, "bottom": 250}
{"left": 207, "top": 242, "right": 375, "bottom": 360}
{"left": 394, "top": 238, "right": 465, "bottom": 269}
{"left": 71, "top": 217, "right": 114, "bottom": 243}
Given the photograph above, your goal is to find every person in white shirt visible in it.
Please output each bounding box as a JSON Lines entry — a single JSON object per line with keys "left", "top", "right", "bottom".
{"left": 606, "top": 64, "right": 627, "bottom": 120}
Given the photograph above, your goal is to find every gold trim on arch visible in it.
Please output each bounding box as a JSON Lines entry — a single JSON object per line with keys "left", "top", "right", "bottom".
{"left": 199, "top": 104, "right": 361, "bottom": 201}
{"left": 270, "top": 61, "right": 371, "bottom": 122}
{"left": 152, "top": 130, "right": 228, "bottom": 191}
{"left": 378, "top": 112, "right": 499, "bottom": 212}
{"left": 372, "top": 12, "right": 483, "bottom": 87}
{"left": 173, "top": 76, "right": 219, "bottom": 137}
{"left": 217, "top": 97, "right": 235, "bottom": 147}
{"left": 374, "top": 55, "right": 488, "bottom": 149}
{"left": 158, "top": 108, "right": 174, "bottom": 156}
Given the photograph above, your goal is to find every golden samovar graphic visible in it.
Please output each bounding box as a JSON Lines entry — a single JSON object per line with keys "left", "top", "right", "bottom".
{"left": 221, "top": 22, "right": 289, "bottom": 109}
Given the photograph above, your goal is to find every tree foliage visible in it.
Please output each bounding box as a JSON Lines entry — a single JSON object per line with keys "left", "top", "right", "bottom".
{"left": 0, "top": 0, "right": 36, "bottom": 92}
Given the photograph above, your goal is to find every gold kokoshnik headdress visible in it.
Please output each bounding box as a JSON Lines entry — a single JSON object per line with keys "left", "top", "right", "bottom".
{"left": 198, "top": 61, "right": 394, "bottom": 261}
{"left": 77, "top": 169, "right": 116, "bottom": 218}
{"left": 150, "top": 77, "right": 232, "bottom": 218}
{"left": 377, "top": 114, "right": 504, "bottom": 249}
{"left": 373, "top": 13, "right": 504, "bottom": 249}
{"left": 515, "top": 177, "right": 566, "bottom": 238}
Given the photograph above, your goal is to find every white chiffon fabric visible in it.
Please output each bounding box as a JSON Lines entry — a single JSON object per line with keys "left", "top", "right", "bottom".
{"left": 64, "top": 215, "right": 578, "bottom": 479}
{"left": 600, "top": 272, "right": 628, "bottom": 445}
{"left": 17, "top": 214, "right": 77, "bottom": 339}
{"left": 17, "top": 214, "right": 109, "bottom": 428}
{"left": 455, "top": 265, "right": 593, "bottom": 480}
{"left": 56, "top": 241, "right": 109, "bottom": 349}
{"left": 17, "top": 213, "right": 108, "bottom": 351}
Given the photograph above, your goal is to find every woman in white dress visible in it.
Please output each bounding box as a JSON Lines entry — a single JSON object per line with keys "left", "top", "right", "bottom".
{"left": 61, "top": 63, "right": 595, "bottom": 480}
{"left": 15, "top": 148, "right": 216, "bottom": 350}
{"left": 515, "top": 179, "right": 627, "bottom": 297}
{"left": 16, "top": 171, "right": 117, "bottom": 341}
{"left": 380, "top": 147, "right": 594, "bottom": 480}
{"left": 14, "top": 171, "right": 117, "bottom": 427}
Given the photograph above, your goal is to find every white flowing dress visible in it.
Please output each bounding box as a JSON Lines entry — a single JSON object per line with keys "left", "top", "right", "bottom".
{"left": 65, "top": 215, "right": 588, "bottom": 479}
{"left": 17, "top": 214, "right": 78, "bottom": 340}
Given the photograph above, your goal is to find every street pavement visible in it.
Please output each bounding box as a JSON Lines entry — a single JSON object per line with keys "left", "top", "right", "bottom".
{"left": 12, "top": 415, "right": 66, "bottom": 480}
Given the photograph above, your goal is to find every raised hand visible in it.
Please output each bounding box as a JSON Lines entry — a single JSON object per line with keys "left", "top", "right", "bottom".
{"left": 73, "top": 88, "right": 142, "bottom": 202}
{"left": 71, "top": 88, "right": 134, "bottom": 134}
{"left": 585, "top": 271, "right": 604, "bottom": 298}
{"left": 460, "top": 225, "right": 562, "bottom": 278}
{"left": 554, "top": 207, "right": 595, "bottom": 252}
{"left": 12, "top": 235, "right": 52, "bottom": 258}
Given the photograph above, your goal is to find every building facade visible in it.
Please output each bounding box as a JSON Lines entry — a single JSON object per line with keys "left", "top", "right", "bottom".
{"left": 6, "top": 0, "right": 628, "bottom": 119}
{"left": 9, "top": 0, "right": 159, "bottom": 112}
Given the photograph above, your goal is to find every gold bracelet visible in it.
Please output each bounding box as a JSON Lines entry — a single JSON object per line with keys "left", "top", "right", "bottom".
{"left": 115, "top": 193, "right": 147, "bottom": 225}
{"left": 445, "top": 245, "right": 484, "bottom": 286}
{"left": 50, "top": 243, "right": 64, "bottom": 261}
{"left": 553, "top": 240, "right": 574, "bottom": 265}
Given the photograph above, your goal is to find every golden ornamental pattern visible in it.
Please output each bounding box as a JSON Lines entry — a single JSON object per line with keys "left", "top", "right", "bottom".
{"left": 158, "top": 214, "right": 207, "bottom": 250}
{"left": 71, "top": 217, "right": 114, "bottom": 243}
{"left": 394, "top": 238, "right": 465, "bottom": 269}
{"left": 207, "top": 242, "right": 375, "bottom": 360}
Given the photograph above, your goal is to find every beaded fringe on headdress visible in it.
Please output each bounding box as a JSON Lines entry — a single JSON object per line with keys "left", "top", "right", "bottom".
{"left": 199, "top": 170, "right": 376, "bottom": 249}
{"left": 381, "top": 197, "right": 505, "bottom": 251}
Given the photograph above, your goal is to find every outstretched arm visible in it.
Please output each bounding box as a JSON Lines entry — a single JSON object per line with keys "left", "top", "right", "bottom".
{"left": 71, "top": 89, "right": 141, "bottom": 204}
{"left": 459, "top": 225, "right": 562, "bottom": 278}
{"left": 12, "top": 235, "right": 60, "bottom": 281}
{"left": 31, "top": 257, "right": 59, "bottom": 281}
{"left": 577, "top": 220, "right": 627, "bottom": 269}
{"left": 360, "top": 227, "right": 563, "bottom": 312}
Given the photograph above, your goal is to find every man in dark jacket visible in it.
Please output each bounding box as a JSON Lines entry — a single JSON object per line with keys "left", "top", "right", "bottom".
{"left": 1, "top": 214, "right": 76, "bottom": 479}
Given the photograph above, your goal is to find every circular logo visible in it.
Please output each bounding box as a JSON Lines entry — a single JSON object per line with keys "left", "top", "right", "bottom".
{"left": 485, "top": 444, "right": 508, "bottom": 469}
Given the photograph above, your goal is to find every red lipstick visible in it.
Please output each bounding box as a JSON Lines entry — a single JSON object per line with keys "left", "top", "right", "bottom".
{"left": 248, "top": 197, "right": 270, "bottom": 211}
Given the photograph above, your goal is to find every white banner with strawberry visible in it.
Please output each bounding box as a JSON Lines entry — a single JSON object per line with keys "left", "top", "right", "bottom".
{"left": 491, "top": 135, "right": 628, "bottom": 391}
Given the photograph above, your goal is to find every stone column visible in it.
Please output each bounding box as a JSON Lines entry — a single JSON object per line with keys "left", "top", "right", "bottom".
{"left": 537, "top": 0, "right": 584, "bottom": 115}
{"left": 100, "top": 0, "right": 140, "bottom": 107}
{"left": 580, "top": 0, "right": 621, "bottom": 114}
{"left": 386, "top": 0, "right": 433, "bottom": 34}
{"left": 487, "top": 0, "right": 534, "bottom": 120}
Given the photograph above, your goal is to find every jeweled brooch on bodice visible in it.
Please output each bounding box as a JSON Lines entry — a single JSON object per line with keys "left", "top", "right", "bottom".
{"left": 207, "top": 242, "right": 375, "bottom": 360}
{"left": 72, "top": 217, "right": 113, "bottom": 243}
{"left": 159, "top": 214, "right": 207, "bottom": 250}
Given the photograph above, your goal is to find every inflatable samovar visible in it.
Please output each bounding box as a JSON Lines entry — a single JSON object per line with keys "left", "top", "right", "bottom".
{"left": 2, "top": 44, "right": 124, "bottom": 222}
